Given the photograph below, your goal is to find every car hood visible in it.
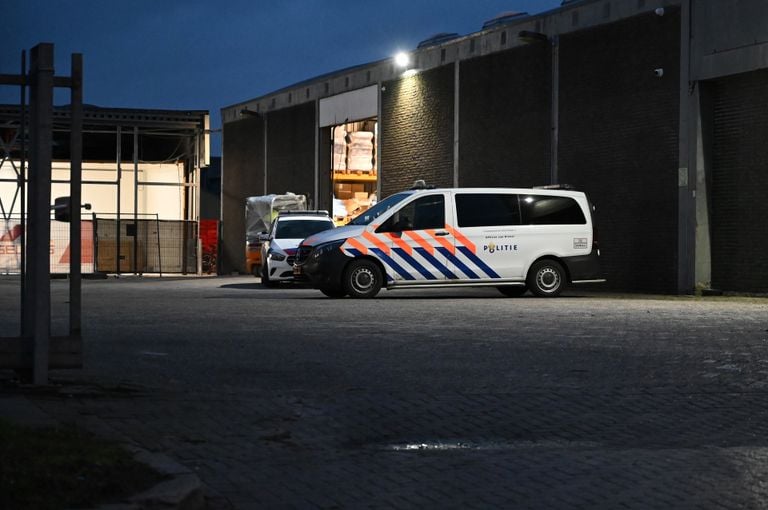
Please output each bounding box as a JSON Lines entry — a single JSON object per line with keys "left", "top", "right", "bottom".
{"left": 301, "top": 225, "right": 366, "bottom": 247}
{"left": 269, "top": 239, "right": 303, "bottom": 253}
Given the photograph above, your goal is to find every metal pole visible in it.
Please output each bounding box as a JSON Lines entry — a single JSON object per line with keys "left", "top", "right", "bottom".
{"left": 19, "top": 50, "right": 27, "bottom": 334}
{"left": 314, "top": 101, "right": 319, "bottom": 208}
{"left": 27, "top": 43, "right": 54, "bottom": 385}
{"left": 453, "top": 61, "right": 460, "bottom": 187}
{"left": 133, "top": 126, "right": 138, "bottom": 275}
{"left": 263, "top": 115, "right": 268, "bottom": 194}
{"left": 116, "top": 126, "right": 121, "bottom": 275}
{"left": 181, "top": 138, "right": 191, "bottom": 275}
{"left": 550, "top": 35, "right": 560, "bottom": 185}
{"left": 156, "top": 213, "right": 162, "bottom": 277}
{"left": 195, "top": 131, "right": 202, "bottom": 276}
{"left": 69, "top": 53, "right": 83, "bottom": 337}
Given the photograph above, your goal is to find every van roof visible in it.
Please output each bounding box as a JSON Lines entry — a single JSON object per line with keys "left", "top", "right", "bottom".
{"left": 406, "top": 187, "right": 585, "bottom": 197}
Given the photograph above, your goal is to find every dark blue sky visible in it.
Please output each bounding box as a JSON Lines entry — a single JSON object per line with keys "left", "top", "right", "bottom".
{"left": 3, "top": 0, "right": 560, "bottom": 155}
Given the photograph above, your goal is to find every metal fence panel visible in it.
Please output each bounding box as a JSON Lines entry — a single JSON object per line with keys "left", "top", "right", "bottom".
{"left": 94, "top": 217, "right": 197, "bottom": 274}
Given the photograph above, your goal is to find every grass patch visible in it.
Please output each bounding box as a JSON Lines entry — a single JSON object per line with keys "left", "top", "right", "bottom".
{"left": 0, "top": 418, "right": 165, "bottom": 510}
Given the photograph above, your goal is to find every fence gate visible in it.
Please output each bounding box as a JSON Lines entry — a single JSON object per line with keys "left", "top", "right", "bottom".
{"left": 93, "top": 216, "right": 198, "bottom": 275}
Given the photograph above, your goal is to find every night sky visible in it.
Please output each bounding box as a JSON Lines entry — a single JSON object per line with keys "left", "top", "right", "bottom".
{"left": 3, "top": 0, "right": 561, "bottom": 155}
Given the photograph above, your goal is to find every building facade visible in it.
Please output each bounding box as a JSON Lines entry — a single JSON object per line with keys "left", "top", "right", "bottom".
{"left": 221, "top": 0, "right": 768, "bottom": 294}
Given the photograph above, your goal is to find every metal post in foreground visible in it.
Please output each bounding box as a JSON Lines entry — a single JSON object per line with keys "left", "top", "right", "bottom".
{"left": 26, "top": 43, "right": 54, "bottom": 385}
{"left": 69, "top": 53, "right": 83, "bottom": 337}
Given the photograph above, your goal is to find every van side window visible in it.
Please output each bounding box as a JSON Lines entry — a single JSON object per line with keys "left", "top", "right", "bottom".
{"left": 520, "top": 195, "right": 586, "bottom": 225}
{"left": 456, "top": 193, "right": 521, "bottom": 227}
{"left": 378, "top": 195, "right": 445, "bottom": 232}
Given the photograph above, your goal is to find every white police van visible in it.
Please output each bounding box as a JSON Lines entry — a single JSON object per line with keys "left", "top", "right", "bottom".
{"left": 293, "top": 186, "right": 603, "bottom": 298}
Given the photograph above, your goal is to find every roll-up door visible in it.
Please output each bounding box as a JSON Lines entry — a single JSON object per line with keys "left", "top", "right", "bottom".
{"left": 711, "top": 69, "right": 768, "bottom": 292}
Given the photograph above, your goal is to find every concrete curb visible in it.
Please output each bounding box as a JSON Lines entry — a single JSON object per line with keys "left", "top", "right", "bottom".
{"left": 105, "top": 446, "right": 206, "bottom": 510}
{"left": 89, "top": 446, "right": 205, "bottom": 510}
{"left": 0, "top": 395, "right": 205, "bottom": 510}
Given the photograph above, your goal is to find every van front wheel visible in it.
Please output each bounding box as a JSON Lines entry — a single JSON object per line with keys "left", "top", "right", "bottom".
{"left": 343, "top": 259, "right": 383, "bottom": 298}
{"left": 527, "top": 260, "right": 565, "bottom": 297}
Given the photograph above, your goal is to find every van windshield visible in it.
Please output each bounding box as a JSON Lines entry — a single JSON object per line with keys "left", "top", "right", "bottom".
{"left": 348, "top": 192, "right": 412, "bottom": 226}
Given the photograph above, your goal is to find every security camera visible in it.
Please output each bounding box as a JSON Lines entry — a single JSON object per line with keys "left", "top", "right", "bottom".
{"left": 653, "top": 68, "right": 664, "bottom": 78}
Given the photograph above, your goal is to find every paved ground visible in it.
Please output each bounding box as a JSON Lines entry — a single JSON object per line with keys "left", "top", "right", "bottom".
{"left": 2, "top": 276, "right": 768, "bottom": 508}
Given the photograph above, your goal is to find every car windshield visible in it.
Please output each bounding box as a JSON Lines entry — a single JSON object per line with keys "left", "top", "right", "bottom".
{"left": 348, "top": 192, "right": 413, "bottom": 226}
{"left": 274, "top": 219, "right": 333, "bottom": 239}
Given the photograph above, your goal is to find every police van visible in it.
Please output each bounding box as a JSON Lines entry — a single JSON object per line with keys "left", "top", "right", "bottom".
{"left": 293, "top": 186, "right": 604, "bottom": 298}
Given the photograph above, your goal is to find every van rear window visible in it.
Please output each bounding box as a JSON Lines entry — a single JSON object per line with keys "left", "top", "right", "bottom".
{"left": 520, "top": 195, "right": 586, "bottom": 225}
{"left": 456, "top": 194, "right": 521, "bottom": 227}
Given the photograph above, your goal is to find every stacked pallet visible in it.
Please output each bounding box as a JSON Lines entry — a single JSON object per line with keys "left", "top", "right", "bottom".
{"left": 332, "top": 125, "right": 346, "bottom": 171}
{"left": 347, "top": 131, "right": 374, "bottom": 172}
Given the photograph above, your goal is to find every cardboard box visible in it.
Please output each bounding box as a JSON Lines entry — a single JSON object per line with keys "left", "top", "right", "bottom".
{"left": 335, "top": 190, "right": 354, "bottom": 200}
{"left": 335, "top": 183, "right": 353, "bottom": 193}
{"left": 351, "top": 183, "right": 365, "bottom": 192}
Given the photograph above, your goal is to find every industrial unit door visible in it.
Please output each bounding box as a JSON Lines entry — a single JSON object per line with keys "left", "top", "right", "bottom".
{"left": 711, "top": 69, "right": 768, "bottom": 293}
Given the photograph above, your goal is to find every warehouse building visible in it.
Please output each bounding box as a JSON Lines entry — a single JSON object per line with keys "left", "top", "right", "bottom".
{"left": 221, "top": 0, "right": 768, "bottom": 294}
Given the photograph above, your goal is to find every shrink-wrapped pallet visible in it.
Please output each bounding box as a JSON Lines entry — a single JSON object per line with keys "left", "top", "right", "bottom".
{"left": 332, "top": 126, "right": 347, "bottom": 171}
{"left": 347, "top": 131, "right": 374, "bottom": 171}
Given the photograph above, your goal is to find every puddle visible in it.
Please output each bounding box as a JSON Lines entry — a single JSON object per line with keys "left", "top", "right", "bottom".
{"left": 382, "top": 439, "right": 600, "bottom": 451}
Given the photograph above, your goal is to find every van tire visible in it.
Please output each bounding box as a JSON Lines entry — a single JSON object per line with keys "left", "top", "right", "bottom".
{"left": 343, "top": 259, "right": 383, "bottom": 298}
{"left": 527, "top": 260, "right": 565, "bottom": 297}
{"left": 261, "top": 265, "right": 278, "bottom": 288}
{"left": 498, "top": 285, "right": 528, "bottom": 297}
{"left": 320, "top": 287, "right": 346, "bottom": 298}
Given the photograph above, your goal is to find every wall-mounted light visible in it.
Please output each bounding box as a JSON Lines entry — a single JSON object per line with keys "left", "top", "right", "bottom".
{"left": 394, "top": 52, "right": 410, "bottom": 68}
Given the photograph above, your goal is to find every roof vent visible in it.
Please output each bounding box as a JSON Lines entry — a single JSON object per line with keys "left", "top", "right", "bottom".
{"left": 482, "top": 11, "right": 529, "bottom": 30}
{"left": 417, "top": 32, "right": 461, "bottom": 49}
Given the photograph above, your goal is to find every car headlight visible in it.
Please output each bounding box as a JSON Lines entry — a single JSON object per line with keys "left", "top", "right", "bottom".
{"left": 268, "top": 249, "right": 286, "bottom": 261}
{"left": 311, "top": 240, "right": 344, "bottom": 260}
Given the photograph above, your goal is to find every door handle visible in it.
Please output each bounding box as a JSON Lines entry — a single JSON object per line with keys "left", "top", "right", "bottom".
{"left": 434, "top": 231, "right": 449, "bottom": 236}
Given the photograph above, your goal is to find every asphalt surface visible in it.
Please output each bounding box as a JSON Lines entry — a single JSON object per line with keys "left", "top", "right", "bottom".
{"left": 2, "top": 276, "right": 768, "bottom": 509}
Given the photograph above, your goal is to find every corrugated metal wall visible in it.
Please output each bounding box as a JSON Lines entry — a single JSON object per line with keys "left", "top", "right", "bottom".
{"left": 266, "top": 102, "right": 316, "bottom": 199}
{"left": 559, "top": 9, "right": 681, "bottom": 293}
{"left": 710, "top": 68, "right": 768, "bottom": 293}
{"left": 221, "top": 117, "right": 264, "bottom": 274}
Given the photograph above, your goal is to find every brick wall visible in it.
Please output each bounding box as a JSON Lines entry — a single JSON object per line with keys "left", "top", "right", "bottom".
{"left": 266, "top": 102, "right": 316, "bottom": 201}
{"left": 459, "top": 44, "right": 550, "bottom": 187}
{"left": 380, "top": 64, "right": 455, "bottom": 196}
{"left": 221, "top": 116, "right": 264, "bottom": 274}
{"left": 559, "top": 9, "right": 681, "bottom": 293}
{"left": 710, "top": 68, "right": 768, "bottom": 292}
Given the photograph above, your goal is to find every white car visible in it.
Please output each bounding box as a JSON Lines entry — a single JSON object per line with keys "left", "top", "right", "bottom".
{"left": 261, "top": 211, "right": 335, "bottom": 287}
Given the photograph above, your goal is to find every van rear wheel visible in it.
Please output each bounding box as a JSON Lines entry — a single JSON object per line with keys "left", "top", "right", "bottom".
{"left": 527, "top": 260, "right": 565, "bottom": 297}
{"left": 343, "top": 259, "right": 383, "bottom": 298}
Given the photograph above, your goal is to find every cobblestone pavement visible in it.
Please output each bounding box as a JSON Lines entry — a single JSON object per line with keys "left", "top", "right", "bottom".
{"left": 2, "top": 276, "right": 768, "bottom": 509}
